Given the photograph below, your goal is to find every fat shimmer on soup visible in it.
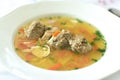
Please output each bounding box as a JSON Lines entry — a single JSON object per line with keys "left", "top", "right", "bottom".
{"left": 14, "top": 16, "right": 107, "bottom": 70}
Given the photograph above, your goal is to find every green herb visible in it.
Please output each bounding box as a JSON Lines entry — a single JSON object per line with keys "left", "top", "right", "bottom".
{"left": 18, "top": 32, "right": 21, "bottom": 34}
{"left": 15, "top": 48, "right": 19, "bottom": 51}
{"left": 49, "top": 57, "right": 57, "bottom": 63}
{"left": 74, "top": 50, "right": 79, "bottom": 55}
{"left": 37, "top": 40, "right": 41, "bottom": 46}
{"left": 90, "top": 41, "right": 95, "bottom": 45}
{"left": 74, "top": 67, "right": 79, "bottom": 70}
{"left": 89, "top": 23, "right": 92, "bottom": 26}
{"left": 76, "top": 19, "right": 83, "bottom": 23}
{"left": 95, "top": 31, "right": 103, "bottom": 38}
{"left": 93, "top": 30, "right": 104, "bottom": 41}
{"left": 104, "top": 41, "right": 107, "bottom": 46}
{"left": 102, "top": 53, "right": 105, "bottom": 56}
{"left": 67, "top": 46, "right": 72, "bottom": 51}
{"left": 91, "top": 58, "right": 98, "bottom": 62}
{"left": 47, "top": 27, "right": 52, "bottom": 30}
{"left": 26, "top": 60, "right": 30, "bottom": 63}
{"left": 97, "top": 48, "right": 106, "bottom": 53}
{"left": 61, "top": 22, "right": 66, "bottom": 25}
{"left": 57, "top": 16, "right": 61, "bottom": 19}
{"left": 94, "top": 37, "right": 101, "bottom": 41}
{"left": 48, "top": 17, "right": 52, "bottom": 19}
{"left": 59, "top": 45, "right": 67, "bottom": 49}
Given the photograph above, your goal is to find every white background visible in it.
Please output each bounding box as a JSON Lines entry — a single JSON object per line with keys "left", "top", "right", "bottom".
{"left": 0, "top": 0, "right": 120, "bottom": 80}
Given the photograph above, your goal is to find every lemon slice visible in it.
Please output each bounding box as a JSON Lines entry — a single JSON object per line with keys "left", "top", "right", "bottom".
{"left": 31, "top": 45, "right": 50, "bottom": 58}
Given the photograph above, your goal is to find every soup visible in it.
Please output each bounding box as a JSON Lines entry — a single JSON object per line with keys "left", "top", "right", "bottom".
{"left": 14, "top": 16, "right": 106, "bottom": 70}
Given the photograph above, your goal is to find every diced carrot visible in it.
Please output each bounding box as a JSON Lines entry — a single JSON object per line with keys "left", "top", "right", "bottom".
{"left": 74, "top": 56, "right": 80, "bottom": 63}
{"left": 79, "top": 28, "right": 96, "bottom": 42}
{"left": 83, "top": 56, "right": 90, "bottom": 63}
{"left": 57, "top": 51, "right": 65, "bottom": 58}
{"left": 52, "top": 30, "right": 60, "bottom": 37}
{"left": 80, "top": 56, "right": 90, "bottom": 65}
{"left": 18, "top": 43, "right": 28, "bottom": 50}
{"left": 25, "top": 53, "right": 33, "bottom": 61}
{"left": 48, "top": 63, "right": 62, "bottom": 70}
{"left": 19, "top": 28, "right": 24, "bottom": 34}
{"left": 57, "top": 50, "right": 72, "bottom": 58}
{"left": 23, "top": 40, "right": 37, "bottom": 48}
{"left": 93, "top": 45, "right": 99, "bottom": 50}
{"left": 68, "top": 63, "right": 82, "bottom": 69}
{"left": 92, "top": 34, "right": 96, "bottom": 40}
{"left": 17, "top": 40, "right": 37, "bottom": 50}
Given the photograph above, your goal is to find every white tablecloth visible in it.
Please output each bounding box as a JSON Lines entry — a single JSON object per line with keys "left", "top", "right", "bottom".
{"left": 0, "top": 0, "right": 120, "bottom": 80}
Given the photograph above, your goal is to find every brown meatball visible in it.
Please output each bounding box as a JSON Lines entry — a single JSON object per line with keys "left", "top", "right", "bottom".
{"left": 69, "top": 35, "right": 92, "bottom": 53}
{"left": 25, "top": 21, "right": 46, "bottom": 40}
{"left": 47, "top": 30, "right": 73, "bottom": 49}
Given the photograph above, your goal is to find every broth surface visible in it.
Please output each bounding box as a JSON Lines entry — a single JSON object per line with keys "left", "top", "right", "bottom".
{"left": 14, "top": 16, "right": 106, "bottom": 70}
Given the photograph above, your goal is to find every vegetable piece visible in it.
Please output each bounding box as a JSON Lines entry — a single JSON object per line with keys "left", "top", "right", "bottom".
{"left": 79, "top": 28, "right": 96, "bottom": 40}
{"left": 46, "top": 27, "right": 52, "bottom": 30}
{"left": 23, "top": 41, "right": 37, "bottom": 48}
{"left": 95, "top": 31, "right": 103, "bottom": 38}
{"left": 57, "top": 51, "right": 65, "bottom": 58}
{"left": 74, "top": 68, "right": 79, "bottom": 70}
{"left": 19, "top": 28, "right": 24, "bottom": 34}
{"left": 17, "top": 43, "right": 28, "bottom": 50}
{"left": 97, "top": 48, "right": 106, "bottom": 52}
{"left": 17, "top": 40, "right": 37, "bottom": 50}
{"left": 25, "top": 53, "right": 33, "bottom": 61}
{"left": 49, "top": 57, "right": 57, "bottom": 63}
{"left": 22, "top": 49, "right": 31, "bottom": 53}
{"left": 76, "top": 18, "right": 83, "bottom": 23}
{"left": 61, "top": 22, "right": 66, "bottom": 25}
{"left": 52, "top": 30, "right": 60, "bottom": 37}
{"left": 48, "top": 63, "right": 62, "bottom": 70}
{"left": 31, "top": 45, "right": 50, "bottom": 58}
{"left": 15, "top": 48, "right": 19, "bottom": 51}
{"left": 91, "top": 58, "right": 98, "bottom": 62}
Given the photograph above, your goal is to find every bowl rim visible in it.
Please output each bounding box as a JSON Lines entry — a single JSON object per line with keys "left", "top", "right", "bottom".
{"left": 0, "top": 1, "right": 120, "bottom": 80}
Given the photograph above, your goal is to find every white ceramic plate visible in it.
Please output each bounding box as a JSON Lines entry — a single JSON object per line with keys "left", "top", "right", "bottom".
{"left": 0, "top": 1, "right": 120, "bottom": 80}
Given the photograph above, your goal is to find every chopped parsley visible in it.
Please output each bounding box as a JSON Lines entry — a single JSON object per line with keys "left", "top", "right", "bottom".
{"left": 97, "top": 48, "right": 106, "bottom": 53}
{"left": 74, "top": 50, "right": 80, "bottom": 55}
{"left": 48, "top": 17, "right": 52, "bottom": 19}
{"left": 57, "top": 16, "right": 61, "bottom": 19}
{"left": 95, "top": 30, "right": 103, "bottom": 38}
{"left": 18, "top": 32, "right": 21, "bottom": 34}
{"left": 91, "top": 58, "right": 98, "bottom": 62}
{"left": 90, "top": 41, "right": 95, "bottom": 45}
{"left": 15, "top": 48, "right": 19, "bottom": 51}
{"left": 26, "top": 60, "right": 30, "bottom": 63}
{"left": 76, "top": 19, "right": 83, "bottom": 23}
{"left": 61, "top": 22, "right": 66, "bottom": 25}
{"left": 37, "top": 40, "right": 41, "bottom": 46}
{"left": 47, "top": 27, "right": 52, "bottom": 30}
{"left": 74, "top": 68, "right": 79, "bottom": 70}
{"left": 49, "top": 57, "right": 57, "bottom": 63}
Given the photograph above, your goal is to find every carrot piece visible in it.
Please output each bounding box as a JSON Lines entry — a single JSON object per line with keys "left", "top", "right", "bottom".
{"left": 48, "top": 63, "right": 62, "bottom": 70}
{"left": 17, "top": 41, "right": 37, "bottom": 50}
{"left": 52, "top": 30, "right": 60, "bottom": 37}
{"left": 92, "top": 34, "right": 96, "bottom": 40}
{"left": 83, "top": 56, "right": 90, "bottom": 63}
{"left": 80, "top": 28, "right": 96, "bottom": 40}
{"left": 19, "top": 28, "right": 24, "bottom": 34}
{"left": 57, "top": 50, "right": 72, "bottom": 58}
{"left": 25, "top": 53, "right": 33, "bottom": 61}
{"left": 80, "top": 56, "right": 90, "bottom": 65}
{"left": 18, "top": 43, "right": 28, "bottom": 50}
{"left": 93, "top": 45, "right": 99, "bottom": 50}
{"left": 57, "top": 51, "right": 65, "bottom": 58}
{"left": 23, "top": 41, "right": 37, "bottom": 48}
